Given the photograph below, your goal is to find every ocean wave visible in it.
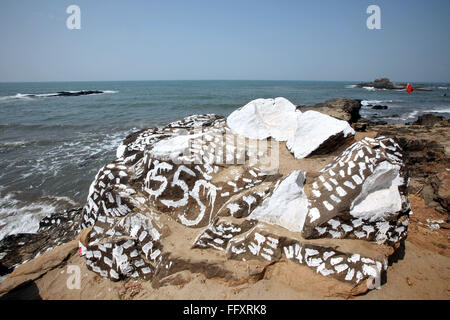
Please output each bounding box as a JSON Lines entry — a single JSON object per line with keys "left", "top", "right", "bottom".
{"left": 345, "top": 84, "right": 357, "bottom": 88}
{"left": 363, "top": 86, "right": 376, "bottom": 91}
{"left": 406, "top": 110, "right": 419, "bottom": 119}
{"left": 0, "top": 127, "right": 138, "bottom": 191}
{"left": 102, "top": 90, "right": 119, "bottom": 94}
{"left": 0, "top": 140, "right": 32, "bottom": 152}
{"left": 0, "top": 93, "right": 34, "bottom": 101}
{"left": 0, "top": 192, "right": 78, "bottom": 241}
{"left": 361, "top": 99, "right": 394, "bottom": 107}
{"left": 426, "top": 109, "right": 450, "bottom": 114}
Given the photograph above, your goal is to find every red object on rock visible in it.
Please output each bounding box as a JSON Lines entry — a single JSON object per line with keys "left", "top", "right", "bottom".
{"left": 406, "top": 83, "right": 413, "bottom": 94}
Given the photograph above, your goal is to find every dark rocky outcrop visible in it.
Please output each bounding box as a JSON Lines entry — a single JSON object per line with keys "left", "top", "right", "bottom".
{"left": 355, "top": 78, "right": 432, "bottom": 91}
{"left": 297, "top": 98, "right": 361, "bottom": 124}
{"left": 371, "top": 105, "right": 388, "bottom": 110}
{"left": 55, "top": 90, "right": 104, "bottom": 97}
{"left": 0, "top": 208, "right": 82, "bottom": 275}
{"left": 355, "top": 114, "right": 449, "bottom": 215}
{"left": 25, "top": 90, "right": 107, "bottom": 98}
{"left": 413, "top": 114, "right": 446, "bottom": 126}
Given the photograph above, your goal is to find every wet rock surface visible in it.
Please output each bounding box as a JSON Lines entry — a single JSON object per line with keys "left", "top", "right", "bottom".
{"left": 0, "top": 208, "right": 82, "bottom": 275}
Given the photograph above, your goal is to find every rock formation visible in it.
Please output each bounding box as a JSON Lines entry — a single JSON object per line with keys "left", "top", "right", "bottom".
{"left": 0, "top": 208, "right": 82, "bottom": 275}
{"left": 229, "top": 98, "right": 355, "bottom": 159}
{"left": 354, "top": 78, "right": 432, "bottom": 91}
{"left": 297, "top": 98, "right": 361, "bottom": 124}
{"left": 1, "top": 97, "right": 424, "bottom": 297}
{"left": 357, "top": 114, "right": 449, "bottom": 216}
{"left": 72, "top": 97, "right": 409, "bottom": 288}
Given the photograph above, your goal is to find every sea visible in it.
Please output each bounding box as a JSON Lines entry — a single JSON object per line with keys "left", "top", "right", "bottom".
{"left": 0, "top": 80, "right": 449, "bottom": 240}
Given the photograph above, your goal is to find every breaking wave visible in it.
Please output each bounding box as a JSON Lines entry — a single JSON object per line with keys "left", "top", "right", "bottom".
{"left": 0, "top": 191, "right": 78, "bottom": 241}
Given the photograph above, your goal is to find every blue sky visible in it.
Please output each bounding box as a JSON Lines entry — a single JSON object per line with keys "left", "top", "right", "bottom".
{"left": 0, "top": 0, "right": 449, "bottom": 82}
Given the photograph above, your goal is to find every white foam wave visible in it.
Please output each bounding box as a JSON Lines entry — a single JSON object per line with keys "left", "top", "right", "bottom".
{"left": 361, "top": 100, "right": 394, "bottom": 106}
{"left": 426, "top": 109, "right": 450, "bottom": 114}
{"left": 345, "top": 84, "right": 357, "bottom": 88}
{"left": 0, "top": 192, "right": 77, "bottom": 241}
{"left": 407, "top": 110, "right": 419, "bottom": 119}
{"left": 0, "top": 93, "right": 34, "bottom": 101}
{"left": 363, "top": 86, "right": 376, "bottom": 91}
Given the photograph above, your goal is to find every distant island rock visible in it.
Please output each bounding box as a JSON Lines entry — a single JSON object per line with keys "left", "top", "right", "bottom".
{"left": 354, "top": 78, "right": 432, "bottom": 91}
{"left": 371, "top": 105, "right": 388, "bottom": 110}
{"left": 55, "top": 90, "right": 105, "bottom": 96}
{"left": 24, "top": 90, "right": 108, "bottom": 98}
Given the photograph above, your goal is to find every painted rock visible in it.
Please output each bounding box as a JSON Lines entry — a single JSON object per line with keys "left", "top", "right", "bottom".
{"left": 227, "top": 98, "right": 355, "bottom": 158}
{"left": 79, "top": 99, "right": 410, "bottom": 291}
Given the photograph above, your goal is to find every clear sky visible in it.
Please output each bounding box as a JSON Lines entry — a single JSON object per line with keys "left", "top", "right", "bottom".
{"left": 0, "top": 0, "right": 449, "bottom": 82}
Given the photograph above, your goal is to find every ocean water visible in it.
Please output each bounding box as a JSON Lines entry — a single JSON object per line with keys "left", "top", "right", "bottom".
{"left": 0, "top": 80, "right": 449, "bottom": 239}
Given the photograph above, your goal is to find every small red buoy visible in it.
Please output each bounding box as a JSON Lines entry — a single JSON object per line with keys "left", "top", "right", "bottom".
{"left": 406, "top": 83, "right": 413, "bottom": 94}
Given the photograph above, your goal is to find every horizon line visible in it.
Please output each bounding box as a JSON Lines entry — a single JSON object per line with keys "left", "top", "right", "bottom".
{"left": 0, "top": 79, "right": 448, "bottom": 84}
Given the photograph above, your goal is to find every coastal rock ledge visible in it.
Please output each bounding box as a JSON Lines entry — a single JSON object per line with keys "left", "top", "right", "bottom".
{"left": 1, "top": 97, "right": 412, "bottom": 297}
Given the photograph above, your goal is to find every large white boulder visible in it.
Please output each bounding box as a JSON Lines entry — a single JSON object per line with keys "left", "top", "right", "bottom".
{"left": 286, "top": 110, "right": 355, "bottom": 159}
{"left": 247, "top": 170, "right": 309, "bottom": 233}
{"left": 350, "top": 161, "right": 404, "bottom": 222}
{"left": 226, "top": 97, "right": 298, "bottom": 141}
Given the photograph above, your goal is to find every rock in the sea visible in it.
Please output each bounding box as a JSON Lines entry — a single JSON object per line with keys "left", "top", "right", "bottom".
{"left": 286, "top": 110, "right": 355, "bottom": 158}
{"left": 356, "top": 78, "right": 398, "bottom": 90}
{"left": 371, "top": 105, "right": 388, "bottom": 110}
{"left": 354, "top": 78, "right": 432, "bottom": 91}
{"left": 76, "top": 99, "right": 409, "bottom": 289}
{"left": 55, "top": 90, "right": 104, "bottom": 97}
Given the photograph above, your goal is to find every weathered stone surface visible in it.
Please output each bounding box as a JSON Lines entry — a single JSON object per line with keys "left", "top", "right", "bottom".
{"left": 297, "top": 98, "right": 362, "bottom": 124}
{"left": 413, "top": 114, "right": 446, "bottom": 126}
{"left": 427, "top": 171, "right": 450, "bottom": 214}
{"left": 0, "top": 240, "right": 78, "bottom": 296}
{"left": 361, "top": 116, "right": 449, "bottom": 215}
{"left": 0, "top": 208, "right": 82, "bottom": 275}
{"left": 301, "top": 136, "right": 410, "bottom": 245}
